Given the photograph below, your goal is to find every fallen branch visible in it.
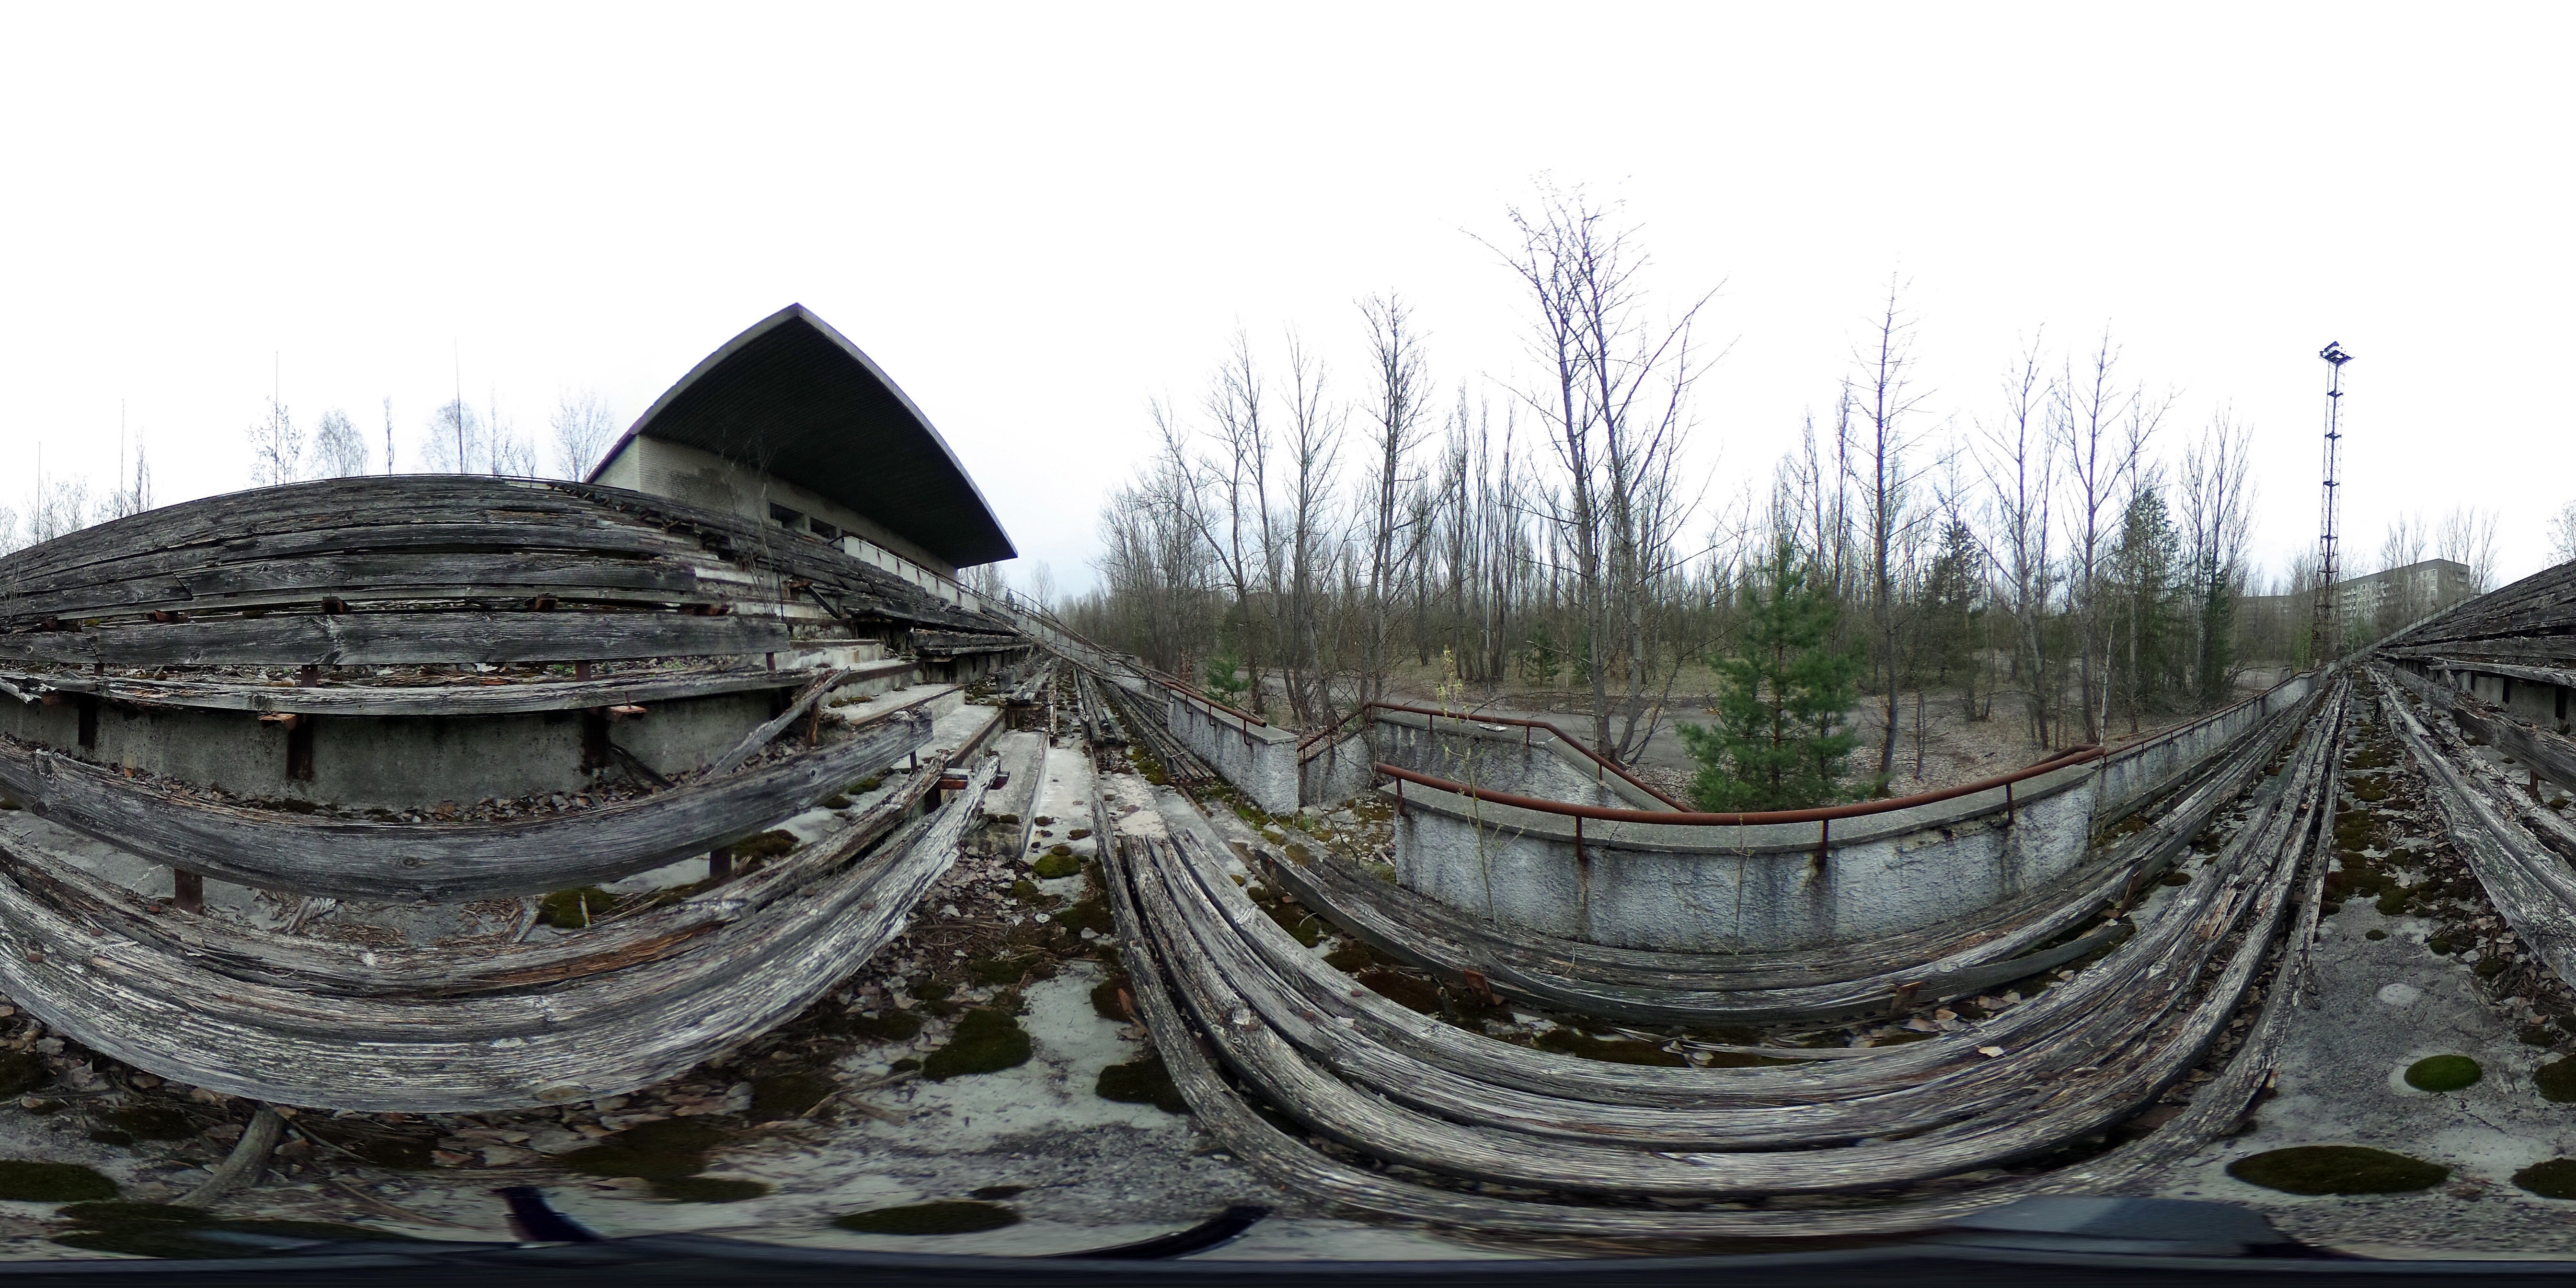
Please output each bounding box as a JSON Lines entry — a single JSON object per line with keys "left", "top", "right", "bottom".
{"left": 706, "top": 668, "right": 851, "bottom": 778}
{"left": 181, "top": 1105, "right": 285, "bottom": 1206}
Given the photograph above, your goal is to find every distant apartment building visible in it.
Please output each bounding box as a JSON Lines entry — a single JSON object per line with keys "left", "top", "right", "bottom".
{"left": 2239, "top": 558, "right": 2479, "bottom": 658}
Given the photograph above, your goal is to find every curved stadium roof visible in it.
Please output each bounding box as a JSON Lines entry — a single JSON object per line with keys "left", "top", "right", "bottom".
{"left": 589, "top": 304, "right": 1017, "bottom": 569}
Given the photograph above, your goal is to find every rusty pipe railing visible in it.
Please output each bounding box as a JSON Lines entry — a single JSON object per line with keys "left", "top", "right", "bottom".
{"left": 1372, "top": 742, "right": 2105, "bottom": 828}
{"left": 1360, "top": 702, "right": 1695, "bottom": 810}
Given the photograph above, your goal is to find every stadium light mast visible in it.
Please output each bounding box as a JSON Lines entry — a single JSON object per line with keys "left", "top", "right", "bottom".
{"left": 2311, "top": 341, "right": 2353, "bottom": 663}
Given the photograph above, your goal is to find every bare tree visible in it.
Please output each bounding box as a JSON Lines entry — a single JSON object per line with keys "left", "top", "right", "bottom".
{"left": 1488, "top": 181, "right": 1712, "bottom": 764}
{"left": 1356, "top": 293, "right": 1433, "bottom": 717}
{"left": 1975, "top": 335, "right": 2058, "bottom": 747}
{"left": 310, "top": 408, "right": 371, "bottom": 478}
{"left": 2438, "top": 505, "right": 2501, "bottom": 592}
{"left": 1274, "top": 334, "right": 1345, "bottom": 725}
{"left": 551, "top": 390, "right": 621, "bottom": 479}
{"left": 2550, "top": 500, "right": 2576, "bottom": 568}
{"left": 424, "top": 399, "right": 486, "bottom": 472}
{"left": 246, "top": 395, "right": 302, "bottom": 487}
{"left": 2177, "top": 410, "right": 2254, "bottom": 700}
{"left": 2053, "top": 330, "right": 2165, "bottom": 744}
{"left": 1849, "top": 278, "right": 1934, "bottom": 777}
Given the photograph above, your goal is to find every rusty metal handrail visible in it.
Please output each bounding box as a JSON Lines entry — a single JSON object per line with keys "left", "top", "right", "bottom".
{"left": 1365, "top": 702, "right": 1696, "bottom": 810}
{"left": 1374, "top": 742, "right": 2105, "bottom": 828}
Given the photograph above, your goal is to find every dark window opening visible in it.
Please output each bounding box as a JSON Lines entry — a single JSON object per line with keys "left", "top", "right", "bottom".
{"left": 810, "top": 518, "right": 841, "bottom": 540}
{"left": 769, "top": 503, "right": 804, "bottom": 531}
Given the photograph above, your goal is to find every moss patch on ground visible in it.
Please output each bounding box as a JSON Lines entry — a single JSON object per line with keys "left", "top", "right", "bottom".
{"left": 832, "top": 1200, "right": 1020, "bottom": 1235}
{"left": 843, "top": 1010, "right": 925, "bottom": 1044}
{"left": 2405, "top": 1054, "right": 2483, "bottom": 1092}
{"left": 922, "top": 1009, "right": 1032, "bottom": 1081}
{"left": 558, "top": 1118, "right": 733, "bottom": 1180}
{"left": 0, "top": 1051, "right": 49, "bottom": 1099}
{"left": 1533, "top": 1028, "right": 1687, "bottom": 1067}
{"left": 54, "top": 1207, "right": 421, "bottom": 1258}
{"left": 747, "top": 1071, "right": 836, "bottom": 1123}
{"left": 0, "top": 1162, "right": 115, "bottom": 1202}
{"left": 1095, "top": 1053, "right": 1187, "bottom": 1114}
{"left": 96, "top": 1104, "right": 194, "bottom": 1141}
{"left": 652, "top": 1177, "right": 773, "bottom": 1203}
{"left": 1091, "top": 977, "right": 1133, "bottom": 1022}
{"left": 968, "top": 954, "right": 1054, "bottom": 987}
{"left": 1030, "top": 852, "right": 1082, "bottom": 879}
{"left": 2226, "top": 1145, "right": 2448, "bottom": 1195}
{"left": 1354, "top": 968, "right": 1441, "bottom": 1015}
{"left": 2514, "top": 1158, "right": 2576, "bottom": 1199}
{"left": 537, "top": 886, "right": 616, "bottom": 929}
{"left": 2537, "top": 1058, "right": 2576, "bottom": 1102}
{"left": 727, "top": 830, "right": 800, "bottom": 862}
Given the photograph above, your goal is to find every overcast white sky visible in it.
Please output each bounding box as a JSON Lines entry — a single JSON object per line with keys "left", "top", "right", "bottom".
{"left": 2, "top": 5, "right": 2567, "bottom": 595}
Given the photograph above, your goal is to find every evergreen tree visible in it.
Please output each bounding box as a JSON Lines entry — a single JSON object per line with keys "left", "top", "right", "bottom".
{"left": 1680, "top": 539, "right": 1863, "bottom": 811}
{"left": 2108, "top": 486, "right": 2185, "bottom": 724}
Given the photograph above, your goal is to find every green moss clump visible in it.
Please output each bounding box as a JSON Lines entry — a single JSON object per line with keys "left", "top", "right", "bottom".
{"left": 2227, "top": 1145, "right": 2448, "bottom": 1195}
{"left": 56, "top": 1202, "right": 208, "bottom": 1228}
{"left": 1259, "top": 899, "right": 1322, "bottom": 947}
{"left": 833, "top": 1200, "right": 1020, "bottom": 1235}
{"left": 2406, "top": 1054, "right": 2483, "bottom": 1092}
{"left": 914, "top": 980, "right": 954, "bottom": 1002}
{"left": 653, "top": 1176, "right": 773, "bottom": 1203}
{"left": 1323, "top": 940, "right": 1386, "bottom": 972}
{"left": 1067, "top": 828, "right": 1091, "bottom": 840}
{"left": 1054, "top": 895, "right": 1112, "bottom": 939}
{"left": 968, "top": 954, "right": 1053, "bottom": 987}
{"left": 2536, "top": 1058, "right": 2576, "bottom": 1102}
{"left": 0, "top": 1162, "right": 114, "bottom": 1202}
{"left": 1030, "top": 853, "right": 1081, "bottom": 879}
{"left": 888, "top": 1058, "right": 921, "bottom": 1073}
{"left": 1033, "top": 816, "right": 1054, "bottom": 827}
{"left": 2377, "top": 890, "right": 2412, "bottom": 917}
{"left": 57, "top": 1216, "right": 430, "bottom": 1256}
{"left": 1091, "top": 977, "right": 1133, "bottom": 1022}
{"left": 97, "top": 1105, "right": 194, "bottom": 1141}
{"left": 820, "top": 794, "right": 852, "bottom": 810}
{"left": 968, "top": 1184, "right": 1027, "bottom": 1200}
{"left": 844, "top": 1010, "right": 924, "bottom": 1043}
{"left": 2522, "top": 1024, "right": 2559, "bottom": 1047}
{"left": 0, "top": 1050, "right": 50, "bottom": 1099}
{"left": 1010, "top": 879, "right": 1046, "bottom": 901}
{"left": 2160, "top": 870, "right": 2190, "bottom": 887}
{"left": 2514, "top": 1158, "right": 2576, "bottom": 1199}
{"left": 537, "top": 886, "right": 616, "bottom": 929}
{"left": 1533, "top": 1028, "right": 1687, "bottom": 1068}
{"left": 922, "top": 1009, "right": 1031, "bottom": 1081}
{"left": 1354, "top": 968, "right": 1441, "bottom": 1015}
{"left": 1095, "top": 1053, "right": 1187, "bottom": 1114}
{"left": 728, "top": 830, "right": 800, "bottom": 861}
{"left": 558, "top": 1118, "right": 732, "bottom": 1180}
{"left": 0, "top": 797, "right": 18, "bottom": 810}
{"left": 855, "top": 776, "right": 883, "bottom": 793}
{"left": 747, "top": 1071, "right": 836, "bottom": 1123}
{"left": 2477, "top": 955, "right": 2512, "bottom": 979}
{"left": 2367, "top": 929, "right": 2390, "bottom": 941}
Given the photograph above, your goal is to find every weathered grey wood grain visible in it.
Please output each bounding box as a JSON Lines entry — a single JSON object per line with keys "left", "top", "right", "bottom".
{"left": 0, "top": 611, "right": 792, "bottom": 668}
{"left": 0, "top": 711, "right": 928, "bottom": 900}
{"left": 0, "top": 755, "right": 993, "bottom": 1111}
{"left": 0, "top": 733, "right": 955, "bottom": 998}
{"left": 2, "top": 665, "right": 827, "bottom": 718}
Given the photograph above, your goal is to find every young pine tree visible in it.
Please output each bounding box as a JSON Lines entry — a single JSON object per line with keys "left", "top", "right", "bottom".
{"left": 1679, "top": 539, "right": 1864, "bottom": 811}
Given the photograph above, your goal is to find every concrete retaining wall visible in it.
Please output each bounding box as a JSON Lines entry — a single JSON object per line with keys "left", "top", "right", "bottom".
{"left": 1387, "top": 674, "right": 2310, "bottom": 953}
{"left": 1165, "top": 690, "right": 1301, "bottom": 815}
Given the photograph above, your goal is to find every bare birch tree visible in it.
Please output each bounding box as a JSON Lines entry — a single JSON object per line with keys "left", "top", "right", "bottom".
{"left": 551, "top": 390, "right": 621, "bottom": 479}
{"left": 246, "top": 395, "right": 302, "bottom": 487}
{"left": 310, "top": 408, "right": 371, "bottom": 478}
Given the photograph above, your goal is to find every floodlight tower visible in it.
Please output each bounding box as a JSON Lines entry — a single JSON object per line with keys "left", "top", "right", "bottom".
{"left": 2311, "top": 341, "right": 2353, "bottom": 662}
